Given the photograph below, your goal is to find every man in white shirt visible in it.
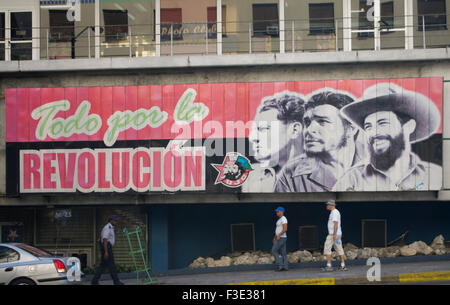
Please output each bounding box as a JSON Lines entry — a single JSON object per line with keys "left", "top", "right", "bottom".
{"left": 272, "top": 206, "right": 288, "bottom": 271}
{"left": 322, "top": 200, "right": 347, "bottom": 272}
{"left": 91, "top": 215, "right": 124, "bottom": 285}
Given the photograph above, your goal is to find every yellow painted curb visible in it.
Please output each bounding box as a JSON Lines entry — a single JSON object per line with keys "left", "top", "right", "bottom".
{"left": 229, "top": 278, "right": 335, "bottom": 285}
{"left": 399, "top": 271, "right": 450, "bottom": 283}
{"left": 227, "top": 270, "right": 450, "bottom": 285}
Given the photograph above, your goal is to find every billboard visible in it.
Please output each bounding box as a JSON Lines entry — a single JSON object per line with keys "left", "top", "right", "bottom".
{"left": 5, "top": 77, "right": 443, "bottom": 195}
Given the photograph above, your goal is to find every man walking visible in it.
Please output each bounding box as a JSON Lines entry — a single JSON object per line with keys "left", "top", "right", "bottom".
{"left": 272, "top": 206, "right": 288, "bottom": 271}
{"left": 91, "top": 215, "right": 124, "bottom": 285}
{"left": 322, "top": 200, "right": 347, "bottom": 272}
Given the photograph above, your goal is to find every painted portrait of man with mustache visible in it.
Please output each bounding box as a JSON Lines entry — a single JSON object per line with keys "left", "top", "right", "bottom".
{"left": 275, "top": 89, "right": 362, "bottom": 192}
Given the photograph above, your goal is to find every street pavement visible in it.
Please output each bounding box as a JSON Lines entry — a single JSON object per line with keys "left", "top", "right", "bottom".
{"left": 83, "top": 259, "right": 450, "bottom": 285}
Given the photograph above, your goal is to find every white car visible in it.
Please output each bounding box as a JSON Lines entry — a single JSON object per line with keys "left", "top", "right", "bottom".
{"left": 0, "top": 243, "right": 83, "bottom": 285}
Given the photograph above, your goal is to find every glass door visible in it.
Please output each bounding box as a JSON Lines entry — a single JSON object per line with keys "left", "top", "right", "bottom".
{"left": 0, "top": 12, "right": 4, "bottom": 61}
{"left": 9, "top": 11, "right": 33, "bottom": 60}
{"left": 350, "top": 0, "right": 376, "bottom": 51}
{"left": 1, "top": 10, "right": 33, "bottom": 61}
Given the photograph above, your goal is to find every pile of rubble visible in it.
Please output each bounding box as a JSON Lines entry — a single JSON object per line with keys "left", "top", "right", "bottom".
{"left": 189, "top": 234, "right": 449, "bottom": 269}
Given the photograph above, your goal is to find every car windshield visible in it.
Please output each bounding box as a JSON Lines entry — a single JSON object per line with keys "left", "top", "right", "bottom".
{"left": 13, "top": 244, "right": 53, "bottom": 258}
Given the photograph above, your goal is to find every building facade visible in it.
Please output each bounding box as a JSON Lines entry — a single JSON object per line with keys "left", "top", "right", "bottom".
{"left": 1, "top": 0, "right": 450, "bottom": 273}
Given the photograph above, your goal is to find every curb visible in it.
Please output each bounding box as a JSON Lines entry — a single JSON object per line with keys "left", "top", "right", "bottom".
{"left": 229, "top": 270, "right": 450, "bottom": 285}
{"left": 398, "top": 270, "right": 450, "bottom": 283}
{"left": 82, "top": 254, "right": 450, "bottom": 281}
{"left": 150, "top": 254, "right": 450, "bottom": 277}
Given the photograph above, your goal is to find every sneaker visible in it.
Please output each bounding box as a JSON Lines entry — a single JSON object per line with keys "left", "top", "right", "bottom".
{"left": 339, "top": 266, "right": 348, "bottom": 271}
{"left": 321, "top": 266, "right": 334, "bottom": 272}
{"left": 114, "top": 281, "right": 125, "bottom": 285}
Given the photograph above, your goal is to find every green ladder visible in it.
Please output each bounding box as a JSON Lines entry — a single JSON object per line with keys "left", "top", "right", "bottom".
{"left": 122, "top": 226, "right": 156, "bottom": 285}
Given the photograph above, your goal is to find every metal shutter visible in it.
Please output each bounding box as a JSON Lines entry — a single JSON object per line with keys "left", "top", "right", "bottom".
{"left": 36, "top": 207, "right": 94, "bottom": 247}
{"left": 362, "top": 219, "right": 387, "bottom": 248}
{"left": 230, "top": 223, "right": 255, "bottom": 252}
{"left": 298, "top": 225, "right": 319, "bottom": 250}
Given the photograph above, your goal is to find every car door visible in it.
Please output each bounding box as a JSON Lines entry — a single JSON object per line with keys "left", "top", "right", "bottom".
{"left": 0, "top": 245, "right": 20, "bottom": 285}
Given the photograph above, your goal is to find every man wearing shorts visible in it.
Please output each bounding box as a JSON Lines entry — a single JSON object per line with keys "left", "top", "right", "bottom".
{"left": 322, "top": 200, "right": 347, "bottom": 271}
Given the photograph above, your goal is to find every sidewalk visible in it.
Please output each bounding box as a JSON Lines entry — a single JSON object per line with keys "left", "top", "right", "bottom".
{"left": 83, "top": 258, "right": 450, "bottom": 285}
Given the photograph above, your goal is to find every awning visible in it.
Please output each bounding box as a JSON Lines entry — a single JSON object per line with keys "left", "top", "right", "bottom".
{"left": 40, "top": 0, "right": 155, "bottom": 4}
{"left": 40, "top": 0, "right": 95, "bottom": 4}
{"left": 100, "top": 0, "right": 155, "bottom": 2}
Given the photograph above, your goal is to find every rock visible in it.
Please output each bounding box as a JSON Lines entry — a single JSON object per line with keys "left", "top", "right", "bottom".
{"left": 409, "top": 241, "right": 433, "bottom": 255}
{"left": 345, "top": 249, "right": 358, "bottom": 260}
{"left": 371, "top": 248, "right": 380, "bottom": 257}
{"left": 400, "top": 245, "right": 417, "bottom": 256}
{"left": 288, "top": 253, "right": 299, "bottom": 264}
{"left": 358, "top": 248, "right": 373, "bottom": 259}
{"left": 314, "top": 253, "right": 326, "bottom": 262}
{"left": 234, "top": 253, "right": 257, "bottom": 265}
{"left": 189, "top": 257, "right": 207, "bottom": 269}
{"left": 254, "top": 251, "right": 263, "bottom": 256}
{"left": 381, "top": 246, "right": 400, "bottom": 258}
{"left": 290, "top": 250, "right": 313, "bottom": 263}
{"left": 230, "top": 252, "right": 243, "bottom": 258}
{"left": 344, "top": 243, "right": 359, "bottom": 252}
{"left": 205, "top": 257, "right": 216, "bottom": 268}
{"left": 309, "top": 251, "right": 326, "bottom": 262}
{"left": 214, "top": 256, "right": 232, "bottom": 267}
{"left": 299, "top": 250, "right": 314, "bottom": 262}
{"left": 257, "top": 256, "right": 273, "bottom": 265}
{"left": 431, "top": 235, "right": 445, "bottom": 250}
{"left": 433, "top": 249, "right": 446, "bottom": 256}
{"left": 260, "top": 253, "right": 275, "bottom": 263}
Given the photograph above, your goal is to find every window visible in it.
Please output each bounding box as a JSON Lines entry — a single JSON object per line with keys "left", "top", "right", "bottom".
{"left": 161, "top": 8, "right": 183, "bottom": 41}
{"left": 309, "top": 3, "right": 335, "bottom": 35}
{"left": 207, "top": 6, "right": 227, "bottom": 39}
{"left": 103, "top": 10, "right": 128, "bottom": 42}
{"left": 11, "top": 12, "right": 32, "bottom": 41}
{"left": 14, "top": 244, "right": 52, "bottom": 258}
{"left": 10, "top": 12, "right": 32, "bottom": 61}
{"left": 252, "top": 4, "right": 279, "bottom": 37}
{"left": 0, "top": 12, "right": 5, "bottom": 41}
{"left": 0, "top": 13, "right": 4, "bottom": 61}
{"left": 49, "top": 10, "right": 74, "bottom": 42}
{"left": 0, "top": 246, "right": 20, "bottom": 264}
{"left": 418, "top": 0, "right": 447, "bottom": 31}
{"left": 380, "top": 2, "right": 394, "bottom": 29}
{"left": 358, "top": 1, "right": 394, "bottom": 37}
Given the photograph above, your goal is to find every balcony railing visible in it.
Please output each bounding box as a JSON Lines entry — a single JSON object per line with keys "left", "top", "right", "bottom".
{"left": 0, "top": 13, "right": 449, "bottom": 61}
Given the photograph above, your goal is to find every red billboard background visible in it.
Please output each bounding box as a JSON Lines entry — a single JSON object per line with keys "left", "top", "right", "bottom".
{"left": 5, "top": 78, "right": 443, "bottom": 144}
